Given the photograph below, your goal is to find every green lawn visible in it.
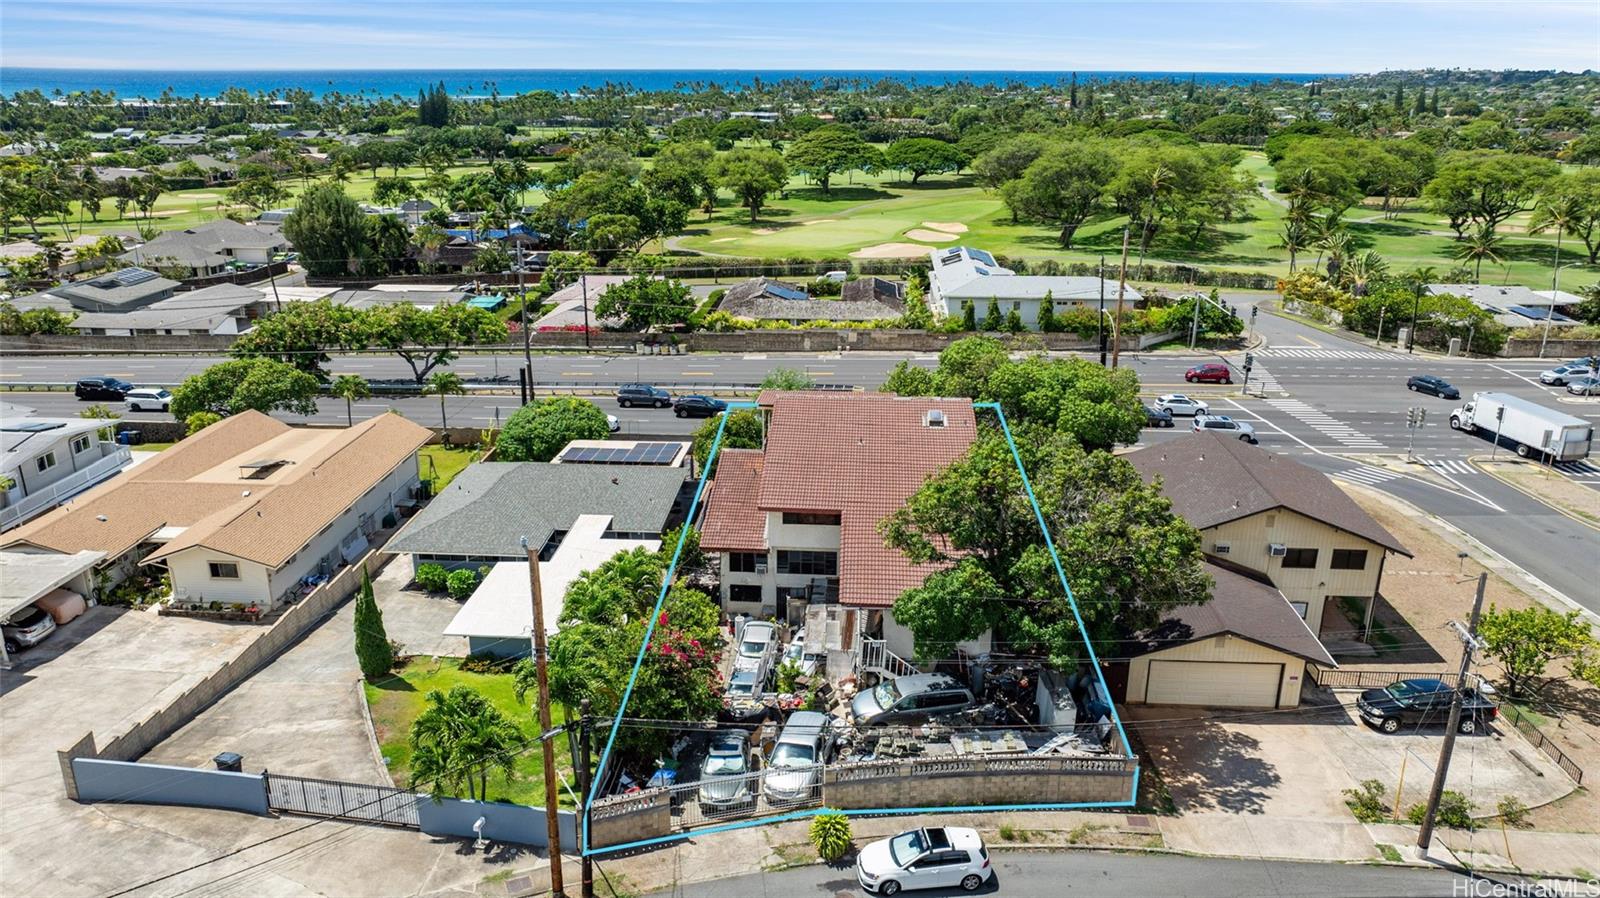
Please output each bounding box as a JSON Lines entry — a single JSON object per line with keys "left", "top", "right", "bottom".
{"left": 364, "top": 657, "right": 576, "bottom": 807}
{"left": 419, "top": 444, "right": 479, "bottom": 489}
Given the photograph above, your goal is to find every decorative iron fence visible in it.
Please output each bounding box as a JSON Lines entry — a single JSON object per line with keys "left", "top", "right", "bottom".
{"left": 1307, "top": 667, "right": 1466, "bottom": 690}
{"left": 1501, "top": 704, "right": 1584, "bottom": 785}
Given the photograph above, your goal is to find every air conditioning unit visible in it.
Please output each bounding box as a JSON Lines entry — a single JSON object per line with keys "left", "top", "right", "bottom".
{"left": 1213, "top": 543, "right": 1231, "bottom": 555}
{"left": 924, "top": 409, "right": 947, "bottom": 428}
{"left": 754, "top": 562, "right": 768, "bottom": 574}
{"left": 1268, "top": 544, "right": 1288, "bottom": 557}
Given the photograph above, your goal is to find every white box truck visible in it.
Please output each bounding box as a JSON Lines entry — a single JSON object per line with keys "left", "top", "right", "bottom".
{"left": 1448, "top": 392, "right": 1594, "bottom": 461}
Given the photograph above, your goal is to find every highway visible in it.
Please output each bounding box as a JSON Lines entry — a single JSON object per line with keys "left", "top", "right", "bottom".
{"left": 4, "top": 297, "right": 1597, "bottom": 612}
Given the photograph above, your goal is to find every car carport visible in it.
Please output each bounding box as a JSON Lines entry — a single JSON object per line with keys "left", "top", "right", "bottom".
{"left": 0, "top": 549, "right": 104, "bottom": 668}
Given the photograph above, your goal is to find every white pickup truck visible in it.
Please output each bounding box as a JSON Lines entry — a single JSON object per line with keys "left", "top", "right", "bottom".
{"left": 1449, "top": 392, "right": 1594, "bottom": 461}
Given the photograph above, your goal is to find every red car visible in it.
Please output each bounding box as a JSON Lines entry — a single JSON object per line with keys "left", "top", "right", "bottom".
{"left": 1185, "top": 363, "right": 1233, "bottom": 384}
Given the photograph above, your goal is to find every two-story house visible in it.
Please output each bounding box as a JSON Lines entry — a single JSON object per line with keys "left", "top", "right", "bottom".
{"left": 699, "top": 391, "right": 982, "bottom": 660}
{"left": 1119, "top": 432, "right": 1411, "bottom": 709}
{"left": 1, "top": 416, "right": 134, "bottom": 531}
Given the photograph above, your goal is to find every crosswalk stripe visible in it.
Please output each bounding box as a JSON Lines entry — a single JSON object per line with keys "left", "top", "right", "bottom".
{"left": 1333, "top": 466, "right": 1402, "bottom": 485}
{"left": 1256, "top": 348, "right": 1406, "bottom": 360}
{"left": 1262, "top": 399, "right": 1388, "bottom": 450}
{"left": 1421, "top": 458, "right": 1477, "bottom": 475}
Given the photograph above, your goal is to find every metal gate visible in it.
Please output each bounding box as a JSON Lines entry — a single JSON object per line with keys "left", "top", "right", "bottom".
{"left": 264, "top": 772, "right": 421, "bottom": 827}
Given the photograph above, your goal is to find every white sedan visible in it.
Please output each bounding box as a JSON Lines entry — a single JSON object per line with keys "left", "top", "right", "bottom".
{"left": 1193, "top": 414, "right": 1259, "bottom": 444}
{"left": 1156, "top": 393, "right": 1210, "bottom": 416}
{"left": 857, "top": 826, "right": 993, "bottom": 895}
{"left": 1539, "top": 364, "right": 1593, "bottom": 386}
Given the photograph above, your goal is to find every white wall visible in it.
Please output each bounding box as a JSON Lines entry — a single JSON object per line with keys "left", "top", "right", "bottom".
{"left": 882, "top": 612, "right": 990, "bottom": 663}
{"left": 1205, "top": 509, "right": 1387, "bottom": 634}
{"left": 166, "top": 550, "right": 273, "bottom": 604}
{"left": 267, "top": 455, "right": 419, "bottom": 603}
{"left": 937, "top": 296, "right": 1095, "bottom": 330}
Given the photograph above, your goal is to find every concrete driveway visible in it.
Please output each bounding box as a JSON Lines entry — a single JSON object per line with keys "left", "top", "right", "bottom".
{"left": 1128, "top": 696, "right": 1574, "bottom": 861}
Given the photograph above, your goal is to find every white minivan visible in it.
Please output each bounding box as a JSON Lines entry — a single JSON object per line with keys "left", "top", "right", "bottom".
{"left": 124, "top": 388, "right": 172, "bottom": 412}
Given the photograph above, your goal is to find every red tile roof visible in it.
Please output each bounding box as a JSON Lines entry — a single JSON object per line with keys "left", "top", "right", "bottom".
{"left": 701, "top": 392, "right": 978, "bottom": 607}
{"left": 699, "top": 449, "right": 767, "bottom": 552}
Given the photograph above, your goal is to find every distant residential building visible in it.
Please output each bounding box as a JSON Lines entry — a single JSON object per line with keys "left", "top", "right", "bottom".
{"left": 717, "top": 276, "right": 904, "bottom": 324}
{"left": 927, "top": 246, "right": 1139, "bottom": 329}
{"left": 155, "top": 133, "right": 206, "bottom": 149}
{"left": 1424, "top": 283, "right": 1585, "bottom": 330}
{"left": 324, "top": 288, "right": 472, "bottom": 311}
{"left": 530, "top": 275, "right": 632, "bottom": 332}
{"left": 120, "top": 220, "right": 289, "bottom": 278}
{"left": 1, "top": 417, "right": 134, "bottom": 531}
{"left": 69, "top": 283, "right": 272, "bottom": 336}
{"left": 10, "top": 268, "right": 180, "bottom": 314}
{"left": 157, "top": 154, "right": 236, "bottom": 184}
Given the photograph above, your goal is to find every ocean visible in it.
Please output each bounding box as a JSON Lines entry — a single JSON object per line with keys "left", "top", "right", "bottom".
{"left": 0, "top": 68, "right": 1333, "bottom": 99}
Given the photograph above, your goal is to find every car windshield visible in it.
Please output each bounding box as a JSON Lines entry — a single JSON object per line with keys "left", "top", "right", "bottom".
{"left": 769, "top": 743, "right": 815, "bottom": 769}
{"left": 739, "top": 638, "right": 765, "bottom": 657}
{"left": 702, "top": 753, "right": 746, "bottom": 775}
{"left": 1387, "top": 681, "right": 1443, "bottom": 700}
{"left": 872, "top": 680, "right": 900, "bottom": 707}
{"left": 728, "top": 673, "right": 756, "bottom": 695}
{"left": 889, "top": 830, "right": 926, "bottom": 867}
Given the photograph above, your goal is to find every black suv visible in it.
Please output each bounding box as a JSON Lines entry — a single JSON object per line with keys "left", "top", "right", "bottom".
{"left": 1144, "top": 404, "right": 1174, "bottom": 428}
{"left": 615, "top": 383, "right": 670, "bottom": 408}
{"left": 1406, "top": 374, "right": 1460, "bottom": 400}
{"left": 75, "top": 377, "right": 133, "bottom": 401}
{"left": 1357, "top": 678, "right": 1499, "bottom": 735}
{"left": 673, "top": 395, "right": 727, "bottom": 418}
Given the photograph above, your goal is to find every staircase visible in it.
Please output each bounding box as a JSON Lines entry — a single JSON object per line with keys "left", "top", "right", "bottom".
{"left": 858, "top": 638, "right": 917, "bottom": 679}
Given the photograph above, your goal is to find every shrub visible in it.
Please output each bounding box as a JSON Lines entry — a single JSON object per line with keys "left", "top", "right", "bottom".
{"left": 1496, "top": 795, "right": 1530, "bottom": 828}
{"left": 185, "top": 411, "right": 222, "bottom": 435}
{"left": 1343, "top": 779, "right": 1391, "bottom": 823}
{"left": 775, "top": 660, "right": 803, "bottom": 694}
{"left": 808, "top": 810, "right": 853, "bottom": 861}
{"left": 1407, "top": 790, "right": 1476, "bottom": 831}
{"left": 497, "top": 397, "right": 612, "bottom": 462}
{"left": 460, "top": 652, "right": 519, "bottom": 674}
{"left": 414, "top": 563, "right": 449, "bottom": 593}
{"left": 446, "top": 568, "right": 479, "bottom": 600}
{"left": 353, "top": 566, "right": 394, "bottom": 681}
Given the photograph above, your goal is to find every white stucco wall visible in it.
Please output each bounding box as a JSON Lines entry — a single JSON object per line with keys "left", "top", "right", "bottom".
{"left": 166, "top": 550, "right": 272, "bottom": 604}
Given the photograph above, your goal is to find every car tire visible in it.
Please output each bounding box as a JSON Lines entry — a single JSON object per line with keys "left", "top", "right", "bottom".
{"left": 1381, "top": 717, "right": 1401, "bottom": 734}
{"left": 130, "top": 403, "right": 140, "bottom": 412}
{"left": 1185, "top": 375, "right": 1195, "bottom": 383}
{"left": 621, "top": 399, "right": 632, "bottom": 408}
{"left": 3, "top": 639, "right": 17, "bottom": 656}
{"left": 1408, "top": 384, "right": 1417, "bottom": 392}
{"left": 1223, "top": 377, "right": 1232, "bottom": 384}
{"left": 676, "top": 408, "right": 685, "bottom": 417}
{"left": 1459, "top": 717, "right": 1477, "bottom": 735}
{"left": 962, "top": 873, "right": 984, "bottom": 891}
{"left": 161, "top": 404, "right": 169, "bottom": 412}
{"left": 879, "top": 881, "right": 901, "bottom": 896}
{"left": 1516, "top": 444, "right": 1533, "bottom": 459}
{"left": 1164, "top": 420, "right": 1174, "bottom": 428}
{"left": 1449, "top": 417, "right": 1462, "bottom": 431}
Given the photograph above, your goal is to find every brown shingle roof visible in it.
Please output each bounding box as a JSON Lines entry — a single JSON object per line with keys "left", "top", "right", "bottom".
{"left": 700, "top": 392, "right": 977, "bottom": 607}
{"left": 698, "top": 450, "right": 766, "bottom": 552}
{"left": 1132, "top": 562, "right": 1336, "bottom": 667}
{"left": 1124, "top": 432, "right": 1410, "bottom": 556}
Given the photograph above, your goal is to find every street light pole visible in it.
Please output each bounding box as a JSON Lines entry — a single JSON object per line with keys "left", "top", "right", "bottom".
{"left": 522, "top": 535, "right": 565, "bottom": 898}
{"left": 1112, "top": 229, "right": 1130, "bottom": 369}
{"left": 1097, "top": 255, "right": 1107, "bottom": 367}
{"left": 1540, "top": 261, "right": 1571, "bottom": 360}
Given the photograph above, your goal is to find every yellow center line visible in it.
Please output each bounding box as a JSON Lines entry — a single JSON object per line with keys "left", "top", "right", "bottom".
{"left": 808, "top": 371, "right": 834, "bottom": 376}
{"left": 680, "top": 370, "right": 716, "bottom": 375}
{"left": 1295, "top": 334, "right": 1322, "bottom": 348}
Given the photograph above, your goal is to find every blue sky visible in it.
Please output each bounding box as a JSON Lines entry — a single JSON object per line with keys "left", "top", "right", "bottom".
{"left": 3, "top": 0, "right": 1597, "bottom": 72}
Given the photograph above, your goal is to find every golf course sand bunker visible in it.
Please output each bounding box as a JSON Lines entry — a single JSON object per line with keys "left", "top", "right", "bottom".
{"left": 751, "top": 228, "right": 779, "bottom": 235}
{"left": 905, "top": 228, "right": 959, "bottom": 243}
{"left": 802, "top": 219, "right": 839, "bottom": 225}
{"left": 851, "top": 242, "right": 932, "bottom": 259}
{"left": 710, "top": 237, "right": 738, "bottom": 243}
{"left": 921, "top": 221, "right": 969, "bottom": 233}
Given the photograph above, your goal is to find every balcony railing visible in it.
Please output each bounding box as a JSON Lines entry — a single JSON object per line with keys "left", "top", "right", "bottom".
{"left": 858, "top": 638, "right": 918, "bottom": 679}
{"left": 0, "top": 446, "right": 133, "bottom": 530}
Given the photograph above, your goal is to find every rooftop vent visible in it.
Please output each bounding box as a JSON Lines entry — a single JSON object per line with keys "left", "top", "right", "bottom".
{"left": 924, "top": 409, "right": 947, "bottom": 428}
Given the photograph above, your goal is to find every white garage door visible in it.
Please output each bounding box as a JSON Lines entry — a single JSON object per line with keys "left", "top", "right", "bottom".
{"left": 1146, "top": 660, "right": 1283, "bottom": 708}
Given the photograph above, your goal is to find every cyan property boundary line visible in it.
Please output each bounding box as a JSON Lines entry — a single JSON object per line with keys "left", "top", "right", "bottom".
{"left": 582, "top": 400, "right": 1137, "bottom": 856}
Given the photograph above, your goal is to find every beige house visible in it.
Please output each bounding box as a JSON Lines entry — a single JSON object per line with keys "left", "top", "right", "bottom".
{"left": 3, "top": 411, "right": 430, "bottom": 608}
{"left": 1121, "top": 433, "right": 1411, "bottom": 709}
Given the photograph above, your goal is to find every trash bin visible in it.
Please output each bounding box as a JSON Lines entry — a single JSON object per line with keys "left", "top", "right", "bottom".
{"left": 213, "top": 752, "right": 243, "bottom": 772}
{"left": 117, "top": 430, "right": 144, "bottom": 446}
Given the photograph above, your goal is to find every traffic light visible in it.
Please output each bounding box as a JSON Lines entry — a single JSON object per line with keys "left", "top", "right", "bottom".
{"left": 1243, "top": 352, "right": 1254, "bottom": 372}
{"left": 1407, "top": 407, "right": 1427, "bottom": 428}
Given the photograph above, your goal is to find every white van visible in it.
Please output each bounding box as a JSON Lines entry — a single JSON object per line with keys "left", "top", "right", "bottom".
{"left": 124, "top": 388, "right": 172, "bottom": 412}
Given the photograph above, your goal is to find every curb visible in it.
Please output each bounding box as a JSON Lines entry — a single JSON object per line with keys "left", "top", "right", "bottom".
{"left": 1469, "top": 455, "right": 1600, "bottom": 534}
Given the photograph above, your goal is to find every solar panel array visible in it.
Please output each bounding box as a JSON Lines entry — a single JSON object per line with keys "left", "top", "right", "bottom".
{"left": 559, "top": 442, "right": 683, "bottom": 465}
{"left": 967, "top": 248, "right": 998, "bottom": 266}
{"left": 768, "top": 283, "right": 809, "bottom": 302}
{"left": 112, "top": 268, "right": 159, "bottom": 286}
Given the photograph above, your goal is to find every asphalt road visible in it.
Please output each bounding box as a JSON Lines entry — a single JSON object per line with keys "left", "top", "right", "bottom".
{"left": 643, "top": 849, "right": 1505, "bottom": 897}
{"left": 5, "top": 297, "right": 1597, "bottom": 611}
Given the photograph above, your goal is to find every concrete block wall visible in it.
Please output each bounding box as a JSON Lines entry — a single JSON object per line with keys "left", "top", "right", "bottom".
{"left": 72, "top": 758, "right": 270, "bottom": 815}
{"left": 589, "top": 789, "right": 671, "bottom": 849}
{"left": 417, "top": 797, "right": 578, "bottom": 851}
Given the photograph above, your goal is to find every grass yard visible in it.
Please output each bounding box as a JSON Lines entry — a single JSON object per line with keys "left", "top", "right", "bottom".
{"left": 419, "top": 444, "right": 479, "bottom": 489}
{"left": 364, "top": 657, "right": 577, "bottom": 807}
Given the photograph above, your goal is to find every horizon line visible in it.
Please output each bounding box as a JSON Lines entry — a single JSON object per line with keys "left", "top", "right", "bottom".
{"left": 6, "top": 65, "right": 1365, "bottom": 75}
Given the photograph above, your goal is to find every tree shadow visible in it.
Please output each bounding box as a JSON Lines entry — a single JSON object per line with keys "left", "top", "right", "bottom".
{"left": 782, "top": 185, "right": 896, "bottom": 203}
{"left": 1320, "top": 593, "right": 1447, "bottom": 665}
{"left": 1134, "top": 718, "right": 1281, "bottom": 815}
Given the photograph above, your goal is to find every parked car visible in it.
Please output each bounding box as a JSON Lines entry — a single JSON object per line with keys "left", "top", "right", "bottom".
{"left": 780, "top": 628, "right": 825, "bottom": 677}
{"left": 673, "top": 395, "right": 727, "bottom": 418}
{"left": 697, "top": 731, "right": 758, "bottom": 813}
{"left": 75, "top": 377, "right": 133, "bottom": 401}
{"left": 124, "top": 387, "right": 172, "bottom": 412}
{"left": 615, "top": 383, "right": 670, "bottom": 408}
{"left": 761, "top": 710, "right": 831, "bottom": 803}
{"left": 1406, "top": 375, "right": 1460, "bottom": 400}
{"left": 1185, "top": 362, "right": 1233, "bottom": 384}
{"left": 857, "top": 826, "right": 993, "bottom": 895}
{"left": 733, "top": 620, "right": 777, "bottom": 673}
{"left": 1538, "top": 364, "right": 1594, "bottom": 386}
{"left": 1566, "top": 376, "right": 1600, "bottom": 397}
{"left": 1357, "top": 678, "right": 1499, "bottom": 735}
{"left": 1193, "top": 414, "right": 1259, "bottom": 444}
{"left": 606, "top": 414, "right": 621, "bottom": 433}
{"left": 851, "top": 673, "right": 977, "bottom": 727}
{"left": 1143, "top": 404, "right": 1175, "bottom": 428}
{"left": 2, "top": 604, "right": 58, "bottom": 656}
{"left": 1155, "top": 394, "right": 1209, "bottom": 417}
{"left": 724, "top": 668, "right": 762, "bottom": 702}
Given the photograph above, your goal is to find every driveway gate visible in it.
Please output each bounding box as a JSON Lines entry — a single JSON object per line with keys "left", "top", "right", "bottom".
{"left": 264, "top": 772, "right": 420, "bottom": 827}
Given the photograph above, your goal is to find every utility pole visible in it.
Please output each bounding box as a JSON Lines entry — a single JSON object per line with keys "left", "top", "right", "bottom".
{"left": 1490, "top": 405, "right": 1505, "bottom": 460}
{"left": 1417, "top": 573, "right": 1487, "bottom": 853}
{"left": 522, "top": 536, "right": 565, "bottom": 898}
{"left": 1097, "top": 255, "right": 1107, "bottom": 367}
{"left": 1375, "top": 306, "right": 1385, "bottom": 347}
{"left": 1188, "top": 291, "right": 1201, "bottom": 349}
{"left": 265, "top": 257, "right": 283, "bottom": 314}
{"left": 578, "top": 698, "right": 594, "bottom": 898}
{"left": 1111, "top": 229, "right": 1130, "bottom": 368}
{"left": 518, "top": 244, "right": 533, "bottom": 404}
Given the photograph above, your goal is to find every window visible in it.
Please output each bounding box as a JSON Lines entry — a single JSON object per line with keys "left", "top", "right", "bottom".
{"left": 1290, "top": 601, "right": 1309, "bottom": 619}
{"left": 728, "top": 552, "right": 763, "bottom": 573}
{"left": 71, "top": 435, "right": 93, "bottom": 454}
{"left": 1212, "top": 543, "right": 1231, "bottom": 555}
{"left": 208, "top": 561, "right": 240, "bottom": 579}
{"left": 776, "top": 550, "right": 837, "bottom": 576}
{"left": 782, "top": 512, "right": 840, "bottom": 526}
{"left": 1280, "top": 548, "right": 1319, "bottom": 569}
{"left": 728, "top": 584, "right": 763, "bottom": 604}
{"left": 1330, "top": 549, "right": 1369, "bottom": 570}
{"left": 35, "top": 451, "right": 57, "bottom": 473}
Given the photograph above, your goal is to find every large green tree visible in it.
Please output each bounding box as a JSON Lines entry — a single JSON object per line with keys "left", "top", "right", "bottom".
{"left": 353, "top": 566, "right": 394, "bottom": 681}
{"left": 881, "top": 428, "right": 1209, "bottom": 661}
{"left": 169, "top": 357, "right": 320, "bottom": 420}
{"left": 497, "top": 397, "right": 612, "bottom": 462}
{"left": 281, "top": 183, "right": 370, "bottom": 277}
{"left": 708, "top": 148, "right": 787, "bottom": 222}
{"left": 1478, "top": 604, "right": 1600, "bottom": 699}
{"left": 1002, "top": 140, "right": 1120, "bottom": 247}
{"left": 691, "top": 407, "right": 764, "bottom": 470}
{"left": 785, "top": 124, "right": 877, "bottom": 196}
{"left": 882, "top": 138, "right": 967, "bottom": 184}
{"left": 591, "top": 275, "right": 696, "bottom": 331}
{"left": 408, "top": 686, "right": 521, "bottom": 801}
{"left": 1424, "top": 151, "right": 1560, "bottom": 239}
{"left": 363, "top": 302, "right": 508, "bottom": 385}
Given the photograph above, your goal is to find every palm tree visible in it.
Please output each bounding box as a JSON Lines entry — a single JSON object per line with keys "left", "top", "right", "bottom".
{"left": 1529, "top": 192, "right": 1583, "bottom": 290}
{"left": 407, "top": 686, "right": 521, "bottom": 801}
{"left": 1276, "top": 215, "right": 1311, "bottom": 272}
{"left": 424, "top": 371, "right": 465, "bottom": 429}
{"left": 1453, "top": 227, "right": 1505, "bottom": 282}
{"left": 1341, "top": 250, "right": 1388, "bottom": 297}
{"left": 1318, "top": 230, "right": 1353, "bottom": 279}
{"left": 413, "top": 223, "right": 448, "bottom": 272}
{"left": 331, "top": 374, "right": 370, "bottom": 427}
